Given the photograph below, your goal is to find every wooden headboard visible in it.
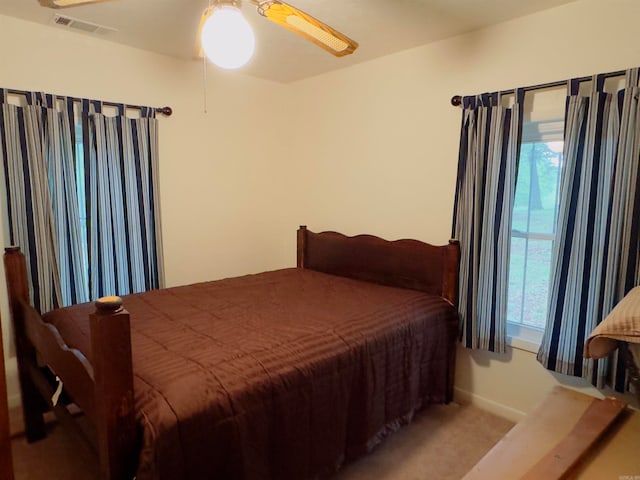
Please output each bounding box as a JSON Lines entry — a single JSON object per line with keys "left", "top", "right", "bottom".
{"left": 296, "top": 226, "right": 460, "bottom": 307}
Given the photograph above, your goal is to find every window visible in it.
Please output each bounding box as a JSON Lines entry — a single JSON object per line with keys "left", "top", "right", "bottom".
{"left": 507, "top": 99, "right": 565, "bottom": 349}
{"left": 74, "top": 122, "right": 89, "bottom": 278}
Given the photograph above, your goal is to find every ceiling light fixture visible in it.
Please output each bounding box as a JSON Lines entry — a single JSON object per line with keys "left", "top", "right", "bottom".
{"left": 200, "top": 0, "right": 256, "bottom": 70}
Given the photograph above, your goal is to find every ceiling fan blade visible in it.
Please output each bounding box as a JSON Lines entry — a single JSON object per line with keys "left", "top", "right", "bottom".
{"left": 39, "top": 0, "right": 114, "bottom": 8}
{"left": 255, "top": 1, "right": 358, "bottom": 57}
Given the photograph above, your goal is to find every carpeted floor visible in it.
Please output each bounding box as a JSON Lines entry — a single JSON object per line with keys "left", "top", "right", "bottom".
{"left": 10, "top": 403, "right": 514, "bottom": 480}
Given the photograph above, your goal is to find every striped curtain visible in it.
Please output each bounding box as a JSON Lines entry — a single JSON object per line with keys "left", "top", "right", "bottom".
{"left": 538, "top": 69, "right": 640, "bottom": 390}
{"left": 452, "top": 92, "right": 523, "bottom": 353}
{"left": 0, "top": 91, "right": 88, "bottom": 312}
{"left": 83, "top": 101, "right": 164, "bottom": 299}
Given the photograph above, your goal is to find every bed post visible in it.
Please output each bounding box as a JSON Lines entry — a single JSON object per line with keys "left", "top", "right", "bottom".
{"left": 443, "top": 240, "right": 460, "bottom": 403}
{"left": 297, "top": 225, "right": 307, "bottom": 268}
{"left": 0, "top": 286, "right": 14, "bottom": 480}
{"left": 90, "top": 296, "right": 137, "bottom": 480}
{"left": 444, "top": 239, "right": 460, "bottom": 308}
{"left": 3, "top": 247, "right": 47, "bottom": 442}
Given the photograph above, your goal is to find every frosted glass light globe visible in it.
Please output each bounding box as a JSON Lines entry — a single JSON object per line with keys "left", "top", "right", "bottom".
{"left": 201, "top": 6, "right": 255, "bottom": 70}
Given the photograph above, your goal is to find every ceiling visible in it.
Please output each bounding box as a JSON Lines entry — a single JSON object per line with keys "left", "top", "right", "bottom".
{"left": 0, "top": 0, "right": 577, "bottom": 83}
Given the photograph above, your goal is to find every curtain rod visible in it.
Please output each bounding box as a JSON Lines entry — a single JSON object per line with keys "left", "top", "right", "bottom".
{"left": 450, "top": 69, "right": 627, "bottom": 107}
{"left": 4, "top": 88, "right": 173, "bottom": 116}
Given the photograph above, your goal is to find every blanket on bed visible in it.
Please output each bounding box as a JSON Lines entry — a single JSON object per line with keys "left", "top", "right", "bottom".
{"left": 43, "top": 268, "right": 458, "bottom": 480}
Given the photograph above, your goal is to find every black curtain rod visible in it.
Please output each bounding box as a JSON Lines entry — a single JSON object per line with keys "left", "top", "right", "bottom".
{"left": 450, "top": 69, "right": 627, "bottom": 107}
{"left": 4, "top": 88, "right": 172, "bottom": 116}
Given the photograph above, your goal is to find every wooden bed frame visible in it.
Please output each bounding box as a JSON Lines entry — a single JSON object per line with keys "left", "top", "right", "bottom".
{"left": 4, "top": 225, "right": 460, "bottom": 480}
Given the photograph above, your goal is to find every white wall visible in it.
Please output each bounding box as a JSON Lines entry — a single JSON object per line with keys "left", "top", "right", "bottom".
{"left": 287, "top": 0, "right": 640, "bottom": 420}
{"left": 3, "top": 0, "right": 640, "bottom": 418}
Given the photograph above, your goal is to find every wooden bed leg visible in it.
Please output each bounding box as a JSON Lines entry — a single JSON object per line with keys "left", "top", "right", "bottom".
{"left": 90, "top": 296, "right": 137, "bottom": 480}
{"left": 446, "top": 342, "right": 456, "bottom": 403}
{"left": 297, "top": 225, "right": 307, "bottom": 268}
{"left": 3, "top": 247, "right": 46, "bottom": 442}
{"left": 443, "top": 239, "right": 460, "bottom": 307}
{"left": 0, "top": 298, "right": 15, "bottom": 480}
{"left": 444, "top": 240, "right": 460, "bottom": 403}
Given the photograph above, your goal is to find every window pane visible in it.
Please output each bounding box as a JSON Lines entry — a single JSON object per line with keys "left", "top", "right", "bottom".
{"left": 75, "top": 123, "right": 89, "bottom": 280}
{"left": 513, "top": 142, "right": 562, "bottom": 236}
{"left": 521, "top": 239, "right": 553, "bottom": 329}
{"left": 508, "top": 237, "right": 553, "bottom": 329}
{"left": 508, "top": 237, "right": 526, "bottom": 323}
{"left": 512, "top": 145, "right": 531, "bottom": 232}
{"left": 527, "top": 143, "right": 562, "bottom": 235}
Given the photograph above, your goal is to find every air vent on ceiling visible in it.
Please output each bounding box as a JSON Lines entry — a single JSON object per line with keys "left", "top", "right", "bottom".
{"left": 52, "top": 14, "right": 117, "bottom": 35}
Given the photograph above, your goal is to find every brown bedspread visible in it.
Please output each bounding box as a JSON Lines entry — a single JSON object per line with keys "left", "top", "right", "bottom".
{"left": 43, "top": 268, "right": 458, "bottom": 480}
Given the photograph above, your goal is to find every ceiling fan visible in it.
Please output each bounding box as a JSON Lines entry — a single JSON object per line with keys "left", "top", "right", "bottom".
{"left": 38, "top": 0, "right": 359, "bottom": 69}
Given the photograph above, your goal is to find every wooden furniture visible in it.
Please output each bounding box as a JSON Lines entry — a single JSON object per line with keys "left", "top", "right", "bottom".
{"left": 463, "top": 387, "right": 639, "bottom": 480}
{"left": 0, "top": 315, "right": 14, "bottom": 480}
{"left": 4, "top": 226, "right": 460, "bottom": 480}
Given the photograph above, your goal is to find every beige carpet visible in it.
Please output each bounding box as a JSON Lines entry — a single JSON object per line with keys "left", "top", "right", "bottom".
{"left": 10, "top": 403, "right": 514, "bottom": 480}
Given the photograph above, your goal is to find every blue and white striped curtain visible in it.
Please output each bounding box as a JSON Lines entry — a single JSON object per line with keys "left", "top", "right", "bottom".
{"left": 0, "top": 90, "right": 88, "bottom": 312}
{"left": 82, "top": 101, "right": 164, "bottom": 299}
{"left": 538, "top": 69, "right": 640, "bottom": 389}
{"left": 1, "top": 90, "right": 164, "bottom": 311}
{"left": 452, "top": 92, "right": 523, "bottom": 353}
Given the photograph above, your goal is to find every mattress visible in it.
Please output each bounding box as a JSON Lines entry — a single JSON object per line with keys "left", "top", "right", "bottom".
{"left": 43, "top": 267, "right": 458, "bottom": 480}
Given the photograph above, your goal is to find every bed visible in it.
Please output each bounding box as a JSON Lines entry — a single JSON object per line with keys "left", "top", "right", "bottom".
{"left": 4, "top": 226, "right": 460, "bottom": 480}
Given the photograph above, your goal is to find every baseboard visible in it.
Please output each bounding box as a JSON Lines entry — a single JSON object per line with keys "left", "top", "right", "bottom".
{"left": 454, "top": 386, "right": 526, "bottom": 423}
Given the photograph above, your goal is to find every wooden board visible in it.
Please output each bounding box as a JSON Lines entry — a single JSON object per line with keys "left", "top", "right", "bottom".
{"left": 571, "top": 408, "right": 640, "bottom": 479}
{"left": 520, "top": 395, "right": 625, "bottom": 479}
{"left": 463, "top": 386, "right": 638, "bottom": 480}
